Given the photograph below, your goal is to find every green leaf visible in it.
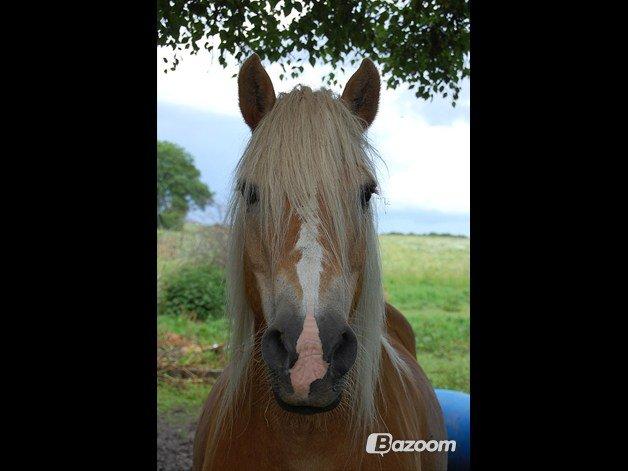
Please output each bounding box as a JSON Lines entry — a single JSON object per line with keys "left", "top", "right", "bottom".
{"left": 157, "top": 0, "right": 470, "bottom": 103}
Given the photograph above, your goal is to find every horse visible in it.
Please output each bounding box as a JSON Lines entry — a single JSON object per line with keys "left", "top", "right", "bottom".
{"left": 193, "top": 54, "right": 447, "bottom": 471}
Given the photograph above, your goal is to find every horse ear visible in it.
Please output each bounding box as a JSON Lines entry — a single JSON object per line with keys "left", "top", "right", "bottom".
{"left": 238, "top": 54, "right": 276, "bottom": 130}
{"left": 341, "top": 58, "right": 380, "bottom": 129}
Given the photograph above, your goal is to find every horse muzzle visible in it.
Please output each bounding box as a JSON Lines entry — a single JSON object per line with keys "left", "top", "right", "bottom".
{"left": 261, "top": 310, "right": 358, "bottom": 414}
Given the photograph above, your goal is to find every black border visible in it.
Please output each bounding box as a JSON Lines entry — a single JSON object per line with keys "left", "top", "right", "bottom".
{"left": 19, "top": 1, "right": 158, "bottom": 468}
{"left": 469, "top": 2, "right": 571, "bottom": 468}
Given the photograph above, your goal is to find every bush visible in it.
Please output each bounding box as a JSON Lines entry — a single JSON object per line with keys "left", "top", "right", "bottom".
{"left": 159, "top": 262, "right": 226, "bottom": 320}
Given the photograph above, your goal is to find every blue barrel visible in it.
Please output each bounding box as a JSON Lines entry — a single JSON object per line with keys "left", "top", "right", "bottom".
{"left": 435, "top": 389, "right": 470, "bottom": 471}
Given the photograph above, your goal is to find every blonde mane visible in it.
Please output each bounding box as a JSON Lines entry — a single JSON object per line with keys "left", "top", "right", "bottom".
{"left": 216, "top": 86, "right": 412, "bottom": 440}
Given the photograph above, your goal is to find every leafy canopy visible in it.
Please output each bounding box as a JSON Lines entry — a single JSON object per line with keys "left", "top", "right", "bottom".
{"left": 157, "top": 140, "right": 214, "bottom": 229}
{"left": 158, "top": 0, "right": 469, "bottom": 104}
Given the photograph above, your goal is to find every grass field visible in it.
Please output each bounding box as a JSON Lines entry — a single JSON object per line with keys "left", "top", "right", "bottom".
{"left": 157, "top": 226, "right": 469, "bottom": 416}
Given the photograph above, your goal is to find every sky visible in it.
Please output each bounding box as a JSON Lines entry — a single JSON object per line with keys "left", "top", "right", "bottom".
{"left": 157, "top": 47, "right": 470, "bottom": 235}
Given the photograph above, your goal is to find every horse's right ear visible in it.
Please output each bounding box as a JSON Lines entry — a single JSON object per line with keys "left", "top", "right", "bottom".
{"left": 341, "top": 58, "right": 380, "bottom": 129}
{"left": 238, "top": 54, "right": 276, "bottom": 131}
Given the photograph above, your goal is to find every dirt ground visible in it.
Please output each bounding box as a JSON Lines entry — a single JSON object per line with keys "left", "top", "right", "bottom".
{"left": 157, "top": 410, "right": 198, "bottom": 471}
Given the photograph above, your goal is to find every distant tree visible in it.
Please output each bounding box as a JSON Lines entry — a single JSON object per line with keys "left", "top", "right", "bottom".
{"left": 158, "top": 0, "right": 469, "bottom": 105}
{"left": 157, "top": 141, "right": 214, "bottom": 229}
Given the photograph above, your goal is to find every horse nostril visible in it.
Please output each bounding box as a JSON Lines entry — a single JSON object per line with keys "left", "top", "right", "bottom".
{"left": 330, "top": 327, "right": 358, "bottom": 377}
{"left": 261, "top": 328, "right": 285, "bottom": 368}
{"left": 261, "top": 328, "right": 296, "bottom": 372}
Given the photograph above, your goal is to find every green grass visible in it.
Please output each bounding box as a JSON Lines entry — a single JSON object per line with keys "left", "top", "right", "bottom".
{"left": 158, "top": 314, "right": 229, "bottom": 345}
{"left": 379, "top": 235, "right": 469, "bottom": 392}
{"left": 157, "top": 232, "right": 469, "bottom": 414}
{"left": 381, "top": 235, "right": 469, "bottom": 312}
{"left": 158, "top": 380, "right": 214, "bottom": 415}
{"left": 158, "top": 315, "right": 228, "bottom": 370}
{"left": 404, "top": 308, "right": 469, "bottom": 392}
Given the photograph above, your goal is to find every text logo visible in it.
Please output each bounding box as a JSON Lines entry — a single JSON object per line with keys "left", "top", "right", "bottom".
{"left": 365, "top": 433, "right": 456, "bottom": 455}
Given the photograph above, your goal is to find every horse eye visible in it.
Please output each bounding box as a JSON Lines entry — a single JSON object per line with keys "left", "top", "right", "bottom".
{"left": 239, "top": 181, "right": 259, "bottom": 206}
{"left": 360, "top": 182, "right": 378, "bottom": 209}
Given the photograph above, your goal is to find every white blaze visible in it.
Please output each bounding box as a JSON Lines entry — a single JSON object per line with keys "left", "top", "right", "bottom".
{"left": 295, "top": 219, "right": 323, "bottom": 315}
{"left": 289, "top": 217, "right": 328, "bottom": 398}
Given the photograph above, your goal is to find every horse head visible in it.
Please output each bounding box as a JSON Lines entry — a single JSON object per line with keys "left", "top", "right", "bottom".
{"left": 233, "top": 54, "right": 382, "bottom": 414}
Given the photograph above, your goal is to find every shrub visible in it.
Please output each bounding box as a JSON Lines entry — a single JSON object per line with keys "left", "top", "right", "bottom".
{"left": 159, "top": 262, "right": 226, "bottom": 320}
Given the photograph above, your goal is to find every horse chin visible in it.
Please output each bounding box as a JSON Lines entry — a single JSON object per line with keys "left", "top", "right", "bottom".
{"left": 272, "top": 389, "right": 342, "bottom": 415}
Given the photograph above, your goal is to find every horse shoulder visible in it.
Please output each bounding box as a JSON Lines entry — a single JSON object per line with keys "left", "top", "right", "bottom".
{"left": 377, "top": 329, "right": 448, "bottom": 470}
{"left": 193, "top": 367, "right": 281, "bottom": 470}
{"left": 385, "top": 302, "right": 417, "bottom": 358}
{"left": 384, "top": 304, "right": 445, "bottom": 444}
{"left": 192, "top": 368, "right": 229, "bottom": 471}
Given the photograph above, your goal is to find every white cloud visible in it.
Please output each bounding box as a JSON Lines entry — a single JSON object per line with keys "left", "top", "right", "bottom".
{"left": 371, "top": 91, "right": 470, "bottom": 213}
{"left": 157, "top": 47, "right": 469, "bottom": 215}
{"left": 157, "top": 47, "right": 241, "bottom": 117}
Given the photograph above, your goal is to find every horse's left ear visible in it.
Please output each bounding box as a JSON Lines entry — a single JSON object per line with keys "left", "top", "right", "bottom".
{"left": 238, "top": 53, "right": 276, "bottom": 130}
{"left": 341, "top": 58, "right": 380, "bottom": 129}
